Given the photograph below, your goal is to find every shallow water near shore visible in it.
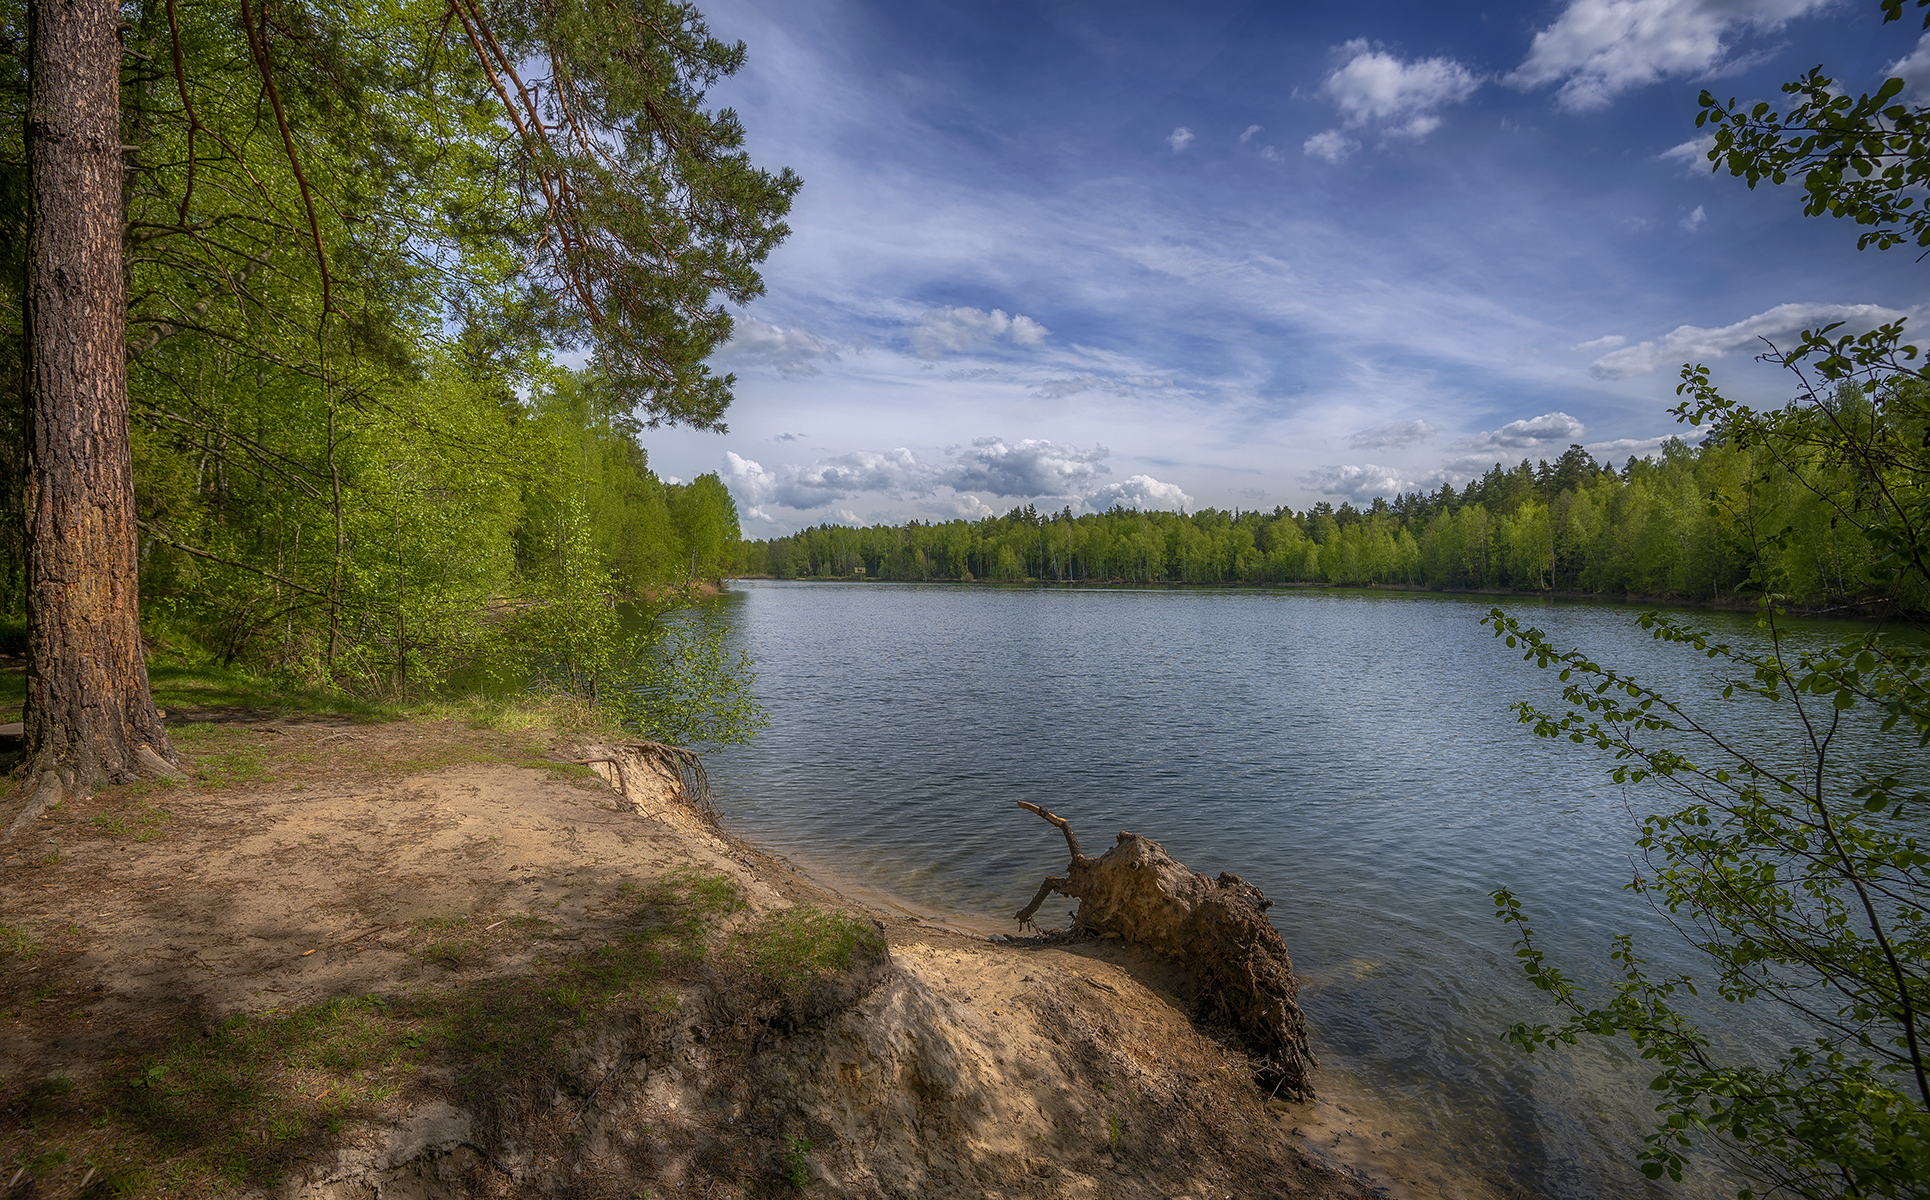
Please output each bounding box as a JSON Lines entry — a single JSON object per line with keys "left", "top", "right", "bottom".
{"left": 693, "top": 580, "right": 1908, "bottom": 1199}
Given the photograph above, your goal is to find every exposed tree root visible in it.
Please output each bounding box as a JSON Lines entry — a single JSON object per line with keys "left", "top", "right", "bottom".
{"left": 572, "top": 741, "right": 718, "bottom": 827}
{"left": 1013, "top": 800, "right": 1317, "bottom": 1100}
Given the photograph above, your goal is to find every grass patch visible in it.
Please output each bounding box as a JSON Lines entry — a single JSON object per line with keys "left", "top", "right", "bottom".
{"left": 739, "top": 906, "right": 886, "bottom": 1002}
{"left": 89, "top": 801, "right": 175, "bottom": 841}
{"left": 0, "top": 922, "right": 42, "bottom": 959}
{"left": 194, "top": 746, "right": 271, "bottom": 789}
{"left": 147, "top": 664, "right": 396, "bottom": 721}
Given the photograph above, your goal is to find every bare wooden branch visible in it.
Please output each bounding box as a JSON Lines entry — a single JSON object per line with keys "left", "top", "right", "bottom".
{"left": 1017, "top": 799, "right": 1083, "bottom": 861}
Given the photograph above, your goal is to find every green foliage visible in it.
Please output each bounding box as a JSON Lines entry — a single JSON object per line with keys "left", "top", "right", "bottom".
{"left": 782, "top": 1134, "right": 813, "bottom": 1189}
{"left": 0, "top": 0, "right": 787, "bottom": 744}
{"left": 1487, "top": 12, "right": 1930, "bottom": 1191}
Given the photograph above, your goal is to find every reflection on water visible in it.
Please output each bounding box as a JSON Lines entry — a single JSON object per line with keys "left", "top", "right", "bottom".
{"left": 696, "top": 581, "right": 1901, "bottom": 1199}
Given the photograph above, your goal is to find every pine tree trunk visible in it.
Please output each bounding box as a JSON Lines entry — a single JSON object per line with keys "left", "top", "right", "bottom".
{"left": 20, "top": 0, "right": 177, "bottom": 801}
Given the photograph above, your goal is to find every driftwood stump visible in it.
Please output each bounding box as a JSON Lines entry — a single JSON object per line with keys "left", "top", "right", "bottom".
{"left": 1014, "top": 801, "right": 1317, "bottom": 1100}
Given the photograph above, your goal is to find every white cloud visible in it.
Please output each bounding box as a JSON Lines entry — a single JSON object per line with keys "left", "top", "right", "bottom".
{"left": 1454, "top": 412, "right": 1588, "bottom": 452}
{"left": 1239, "top": 124, "right": 1263, "bottom": 143}
{"left": 1305, "top": 463, "right": 1411, "bottom": 503}
{"left": 1089, "top": 474, "right": 1193, "bottom": 512}
{"left": 946, "top": 437, "right": 1111, "bottom": 497}
{"left": 1348, "top": 419, "right": 1440, "bottom": 449}
{"left": 1588, "top": 301, "right": 1918, "bottom": 378}
{"left": 908, "top": 306, "right": 1050, "bottom": 357}
{"left": 1167, "top": 126, "right": 1196, "bottom": 152}
{"left": 1320, "top": 39, "right": 1481, "bottom": 141}
{"left": 1889, "top": 32, "right": 1930, "bottom": 98}
{"left": 773, "top": 431, "right": 808, "bottom": 442}
{"left": 719, "top": 317, "right": 839, "bottom": 376}
{"left": 1570, "top": 333, "right": 1627, "bottom": 352}
{"left": 1512, "top": 0, "right": 1833, "bottom": 112}
{"left": 1680, "top": 204, "right": 1708, "bottom": 232}
{"left": 1661, "top": 134, "right": 1716, "bottom": 166}
{"left": 1303, "top": 130, "right": 1358, "bottom": 162}
{"left": 722, "top": 438, "right": 1120, "bottom": 513}
{"left": 950, "top": 493, "right": 997, "bottom": 519}
{"left": 1586, "top": 431, "right": 1706, "bottom": 460}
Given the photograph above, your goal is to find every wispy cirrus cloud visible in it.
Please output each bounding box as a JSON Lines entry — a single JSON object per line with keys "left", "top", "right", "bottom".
{"left": 1349, "top": 419, "right": 1440, "bottom": 449}
{"left": 1587, "top": 302, "right": 1918, "bottom": 378}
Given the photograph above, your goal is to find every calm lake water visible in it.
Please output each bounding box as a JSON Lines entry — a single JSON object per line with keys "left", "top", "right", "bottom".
{"left": 695, "top": 580, "right": 1900, "bottom": 1199}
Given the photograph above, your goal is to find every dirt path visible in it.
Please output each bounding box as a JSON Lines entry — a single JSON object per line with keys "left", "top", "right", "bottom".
{"left": 0, "top": 713, "right": 1484, "bottom": 1199}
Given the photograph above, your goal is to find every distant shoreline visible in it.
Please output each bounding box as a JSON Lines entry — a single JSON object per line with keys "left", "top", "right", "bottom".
{"left": 724, "top": 576, "right": 1890, "bottom": 621}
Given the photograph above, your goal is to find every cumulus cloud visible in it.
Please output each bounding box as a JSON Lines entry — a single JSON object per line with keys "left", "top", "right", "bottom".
{"left": 722, "top": 438, "right": 1122, "bottom": 514}
{"left": 1512, "top": 0, "right": 1832, "bottom": 112}
{"left": 1089, "top": 474, "right": 1194, "bottom": 512}
{"left": 946, "top": 437, "right": 1111, "bottom": 497}
{"left": 909, "top": 306, "right": 1050, "bottom": 358}
{"left": 1587, "top": 302, "right": 1918, "bottom": 378}
{"left": 1348, "top": 419, "right": 1440, "bottom": 449}
{"left": 1304, "top": 463, "right": 1411, "bottom": 504}
{"left": 726, "top": 448, "right": 930, "bottom": 510}
{"left": 1681, "top": 204, "right": 1708, "bottom": 232}
{"left": 1454, "top": 412, "right": 1588, "bottom": 452}
{"left": 773, "top": 432, "right": 808, "bottom": 442}
{"left": 1319, "top": 39, "right": 1481, "bottom": 140}
{"left": 720, "top": 317, "right": 839, "bottom": 376}
{"left": 1239, "top": 123, "right": 1263, "bottom": 143}
{"left": 1167, "top": 126, "right": 1195, "bottom": 152}
{"left": 1303, "top": 131, "right": 1359, "bottom": 162}
{"left": 1889, "top": 32, "right": 1930, "bottom": 98}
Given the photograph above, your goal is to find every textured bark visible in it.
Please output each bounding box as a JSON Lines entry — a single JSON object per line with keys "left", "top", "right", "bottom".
{"left": 21, "top": 0, "right": 177, "bottom": 799}
{"left": 1015, "top": 802, "right": 1317, "bottom": 1100}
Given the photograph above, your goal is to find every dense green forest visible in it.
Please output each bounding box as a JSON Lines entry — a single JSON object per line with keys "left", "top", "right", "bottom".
{"left": 739, "top": 414, "right": 1917, "bottom": 611}
{"left": 0, "top": 0, "right": 786, "bottom": 704}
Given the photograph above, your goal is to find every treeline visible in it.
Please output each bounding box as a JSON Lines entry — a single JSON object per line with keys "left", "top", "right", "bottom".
{"left": 738, "top": 423, "right": 1913, "bottom": 611}
{"left": 0, "top": 0, "right": 788, "bottom": 698}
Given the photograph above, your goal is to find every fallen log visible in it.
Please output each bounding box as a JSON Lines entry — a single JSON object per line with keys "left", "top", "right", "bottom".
{"left": 1013, "top": 800, "right": 1317, "bottom": 1100}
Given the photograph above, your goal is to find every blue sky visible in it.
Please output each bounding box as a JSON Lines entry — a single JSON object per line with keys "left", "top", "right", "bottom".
{"left": 639, "top": 0, "right": 1930, "bottom": 536}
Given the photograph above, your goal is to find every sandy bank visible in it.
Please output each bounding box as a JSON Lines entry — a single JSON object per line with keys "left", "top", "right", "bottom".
{"left": 0, "top": 712, "right": 1497, "bottom": 1199}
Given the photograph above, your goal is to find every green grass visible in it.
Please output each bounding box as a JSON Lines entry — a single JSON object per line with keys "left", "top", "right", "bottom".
{"left": 147, "top": 664, "right": 396, "bottom": 721}
{"left": 0, "top": 922, "right": 41, "bottom": 959}
{"left": 739, "top": 906, "right": 886, "bottom": 1001}
{"left": 89, "top": 801, "right": 176, "bottom": 841}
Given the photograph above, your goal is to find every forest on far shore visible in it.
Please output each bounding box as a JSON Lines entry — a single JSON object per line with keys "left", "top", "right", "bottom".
{"left": 735, "top": 402, "right": 1919, "bottom": 613}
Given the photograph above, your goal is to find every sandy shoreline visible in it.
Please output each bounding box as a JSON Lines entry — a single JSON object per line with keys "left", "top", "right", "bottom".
{"left": 734, "top": 817, "right": 1513, "bottom": 1200}
{"left": 0, "top": 713, "right": 1508, "bottom": 1199}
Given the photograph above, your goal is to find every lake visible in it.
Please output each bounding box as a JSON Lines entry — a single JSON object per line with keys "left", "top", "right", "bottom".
{"left": 694, "top": 580, "right": 1892, "bottom": 1198}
